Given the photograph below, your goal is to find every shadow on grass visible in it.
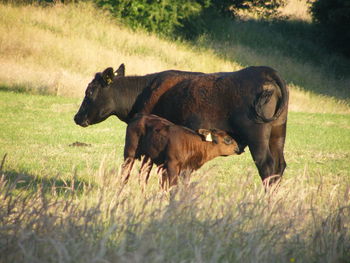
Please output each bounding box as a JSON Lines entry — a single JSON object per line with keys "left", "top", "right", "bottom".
{"left": 0, "top": 83, "right": 53, "bottom": 95}
{"left": 1, "top": 169, "right": 90, "bottom": 196}
{"left": 193, "top": 17, "right": 350, "bottom": 101}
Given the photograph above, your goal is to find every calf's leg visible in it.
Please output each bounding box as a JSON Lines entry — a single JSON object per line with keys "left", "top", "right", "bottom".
{"left": 156, "top": 165, "right": 167, "bottom": 190}
{"left": 120, "top": 157, "right": 135, "bottom": 184}
{"left": 165, "top": 160, "right": 180, "bottom": 190}
{"left": 139, "top": 156, "right": 153, "bottom": 192}
{"left": 122, "top": 125, "right": 142, "bottom": 184}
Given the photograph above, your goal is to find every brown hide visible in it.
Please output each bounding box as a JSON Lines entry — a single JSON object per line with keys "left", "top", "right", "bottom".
{"left": 121, "top": 114, "right": 239, "bottom": 190}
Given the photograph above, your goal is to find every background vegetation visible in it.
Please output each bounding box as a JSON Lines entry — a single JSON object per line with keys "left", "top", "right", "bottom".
{"left": 94, "top": 0, "right": 285, "bottom": 38}
{"left": 310, "top": 0, "right": 350, "bottom": 57}
{"left": 0, "top": 0, "right": 350, "bottom": 262}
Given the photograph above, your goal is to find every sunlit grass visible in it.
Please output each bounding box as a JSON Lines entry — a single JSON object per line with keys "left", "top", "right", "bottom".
{"left": 236, "top": 0, "right": 312, "bottom": 21}
{"left": 0, "top": 3, "right": 238, "bottom": 96}
{"left": 279, "top": 0, "right": 313, "bottom": 21}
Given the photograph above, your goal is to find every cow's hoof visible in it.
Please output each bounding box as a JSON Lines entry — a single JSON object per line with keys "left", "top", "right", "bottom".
{"left": 263, "top": 174, "right": 281, "bottom": 191}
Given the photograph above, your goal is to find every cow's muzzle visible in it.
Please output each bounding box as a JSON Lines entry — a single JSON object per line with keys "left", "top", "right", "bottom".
{"left": 74, "top": 114, "right": 89, "bottom": 127}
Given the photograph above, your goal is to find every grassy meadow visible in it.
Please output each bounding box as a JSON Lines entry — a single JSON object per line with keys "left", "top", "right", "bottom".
{"left": 1, "top": 1, "right": 350, "bottom": 262}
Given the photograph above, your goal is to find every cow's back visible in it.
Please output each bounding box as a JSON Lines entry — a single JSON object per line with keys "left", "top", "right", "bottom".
{"left": 151, "top": 66, "right": 285, "bottom": 131}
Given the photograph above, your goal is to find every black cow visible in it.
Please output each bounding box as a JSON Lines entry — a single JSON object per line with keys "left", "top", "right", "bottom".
{"left": 74, "top": 64, "right": 289, "bottom": 186}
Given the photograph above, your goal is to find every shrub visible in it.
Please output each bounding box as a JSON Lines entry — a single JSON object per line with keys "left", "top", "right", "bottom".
{"left": 94, "top": 0, "right": 285, "bottom": 39}
{"left": 94, "top": 0, "right": 209, "bottom": 38}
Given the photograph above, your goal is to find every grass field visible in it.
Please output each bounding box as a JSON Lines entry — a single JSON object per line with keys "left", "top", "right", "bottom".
{"left": 1, "top": 1, "right": 350, "bottom": 262}
{"left": 1, "top": 89, "right": 349, "bottom": 262}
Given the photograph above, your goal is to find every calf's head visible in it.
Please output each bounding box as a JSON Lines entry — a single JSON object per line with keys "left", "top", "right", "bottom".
{"left": 198, "top": 129, "right": 240, "bottom": 156}
{"left": 74, "top": 64, "right": 125, "bottom": 127}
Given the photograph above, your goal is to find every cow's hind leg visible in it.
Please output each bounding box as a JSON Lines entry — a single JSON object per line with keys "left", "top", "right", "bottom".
{"left": 247, "top": 126, "right": 277, "bottom": 186}
{"left": 269, "top": 123, "right": 287, "bottom": 179}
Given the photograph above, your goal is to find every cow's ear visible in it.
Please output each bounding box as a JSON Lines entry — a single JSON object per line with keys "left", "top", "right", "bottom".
{"left": 115, "top": 63, "right": 125, "bottom": 76}
{"left": 197, "top": 129, "right": 213, "bottom": 142}
{"left": 102, "top": 67, "right": 115, "bottom": 86}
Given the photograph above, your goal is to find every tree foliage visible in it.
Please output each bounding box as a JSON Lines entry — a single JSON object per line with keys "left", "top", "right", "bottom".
{"left": 310, "top": 0, "right": 350, "bottom": 57}
{"left": 95, "top": 0, "right": 208, "bottom": 37}
{"left": 95, "top": 0, "right": 285, "bottom": 39}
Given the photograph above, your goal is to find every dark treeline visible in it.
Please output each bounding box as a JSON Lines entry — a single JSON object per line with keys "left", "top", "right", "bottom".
{"left": 310, "top": 0, "right": 350, "bottom": 57}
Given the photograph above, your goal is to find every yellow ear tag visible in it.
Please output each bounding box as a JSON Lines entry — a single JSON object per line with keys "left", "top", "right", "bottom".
{"left": 205, "top": 133, "right": 213, "bottom": 142}
{"left": 107, "top": 78, "right": 112, "bottom": 85}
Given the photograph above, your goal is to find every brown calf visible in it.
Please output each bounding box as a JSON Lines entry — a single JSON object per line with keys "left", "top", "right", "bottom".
{"left": 120, "top": 114, "right": 240, "bottom": 190}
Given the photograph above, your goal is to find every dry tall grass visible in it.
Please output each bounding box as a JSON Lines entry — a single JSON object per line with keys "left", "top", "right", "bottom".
{"left": 0, "top": 2, "right": 349, "bottom": 113}
{"left": 279, "top": 0, "right": 313, "bottom": 21}
{"left": 1, "top": 160, "right": 349, "bottom": 263}
{"left": 236, "top": 0, "right": 313, "bottom": 21}
{"left": 0, "top": 3, "right": 238, "bottom": 97}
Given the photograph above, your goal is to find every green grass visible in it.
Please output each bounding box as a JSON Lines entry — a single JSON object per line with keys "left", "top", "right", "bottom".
{"left": 2, "top": 90, "right": 349, "bottom": 190}
{"left": 0, "top": 90, "right": 124, "bottom": 181}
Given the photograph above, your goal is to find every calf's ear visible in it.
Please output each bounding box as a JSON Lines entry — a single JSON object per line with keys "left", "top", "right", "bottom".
{"left": 102, "top": 67, "right": 115, "bottom": 85}
{"left": 115, "top": 63, "right": 125, "bottom": 76}
{"left": 198, "top": 129, "right": 213, "bottom": 142}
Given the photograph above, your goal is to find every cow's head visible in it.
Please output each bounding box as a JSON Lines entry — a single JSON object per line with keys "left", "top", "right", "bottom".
{"left": 198, "top": 129, "right": 240, "bottom": 155}
{"left": 74, "top": 64, "right": 125, "bottom": 127}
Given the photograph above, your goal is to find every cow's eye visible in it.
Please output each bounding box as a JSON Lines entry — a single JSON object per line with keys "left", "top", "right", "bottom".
{"left": 86, "top": 90, "right": 93, "bottom": 98}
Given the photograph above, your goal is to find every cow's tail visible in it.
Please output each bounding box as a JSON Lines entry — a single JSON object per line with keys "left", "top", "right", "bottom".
{"left": 253, "top": 71, "right": 289, "bottom": 123}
